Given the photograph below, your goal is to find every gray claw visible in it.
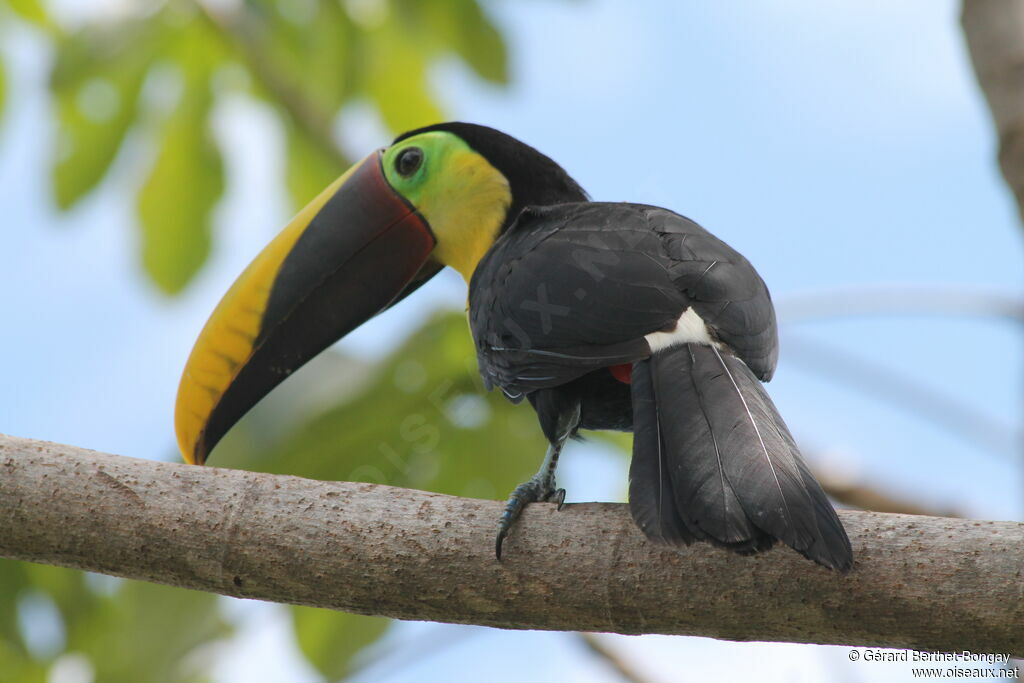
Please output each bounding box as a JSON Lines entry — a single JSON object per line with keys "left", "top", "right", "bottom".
{"left": 495, "top": 476, "right": 564, "bottom": 560}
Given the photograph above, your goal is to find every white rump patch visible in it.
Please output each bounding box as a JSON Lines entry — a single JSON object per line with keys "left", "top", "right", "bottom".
{"left": 645, "top": 308, "right": 715, "bottom": 352}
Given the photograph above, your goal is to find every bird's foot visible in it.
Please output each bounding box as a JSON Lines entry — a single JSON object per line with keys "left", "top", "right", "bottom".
{"left": 495, "top": 474, "right": 565, "bottom": 560}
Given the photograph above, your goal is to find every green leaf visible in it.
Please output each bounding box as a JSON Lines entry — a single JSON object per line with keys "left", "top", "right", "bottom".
{"left": 133, "top": 13, "right": 233, "bottom": 293}
{"left": 421, "top": 0, "right": 507, "bottom": 84}
{"left": 217, "top": 311, "right": 549, "bottom": 499}
{"left": 49, "top": 23, "right": 158, "bottom": 209}
{"left": 22, "top": 563, "right": 100, "bottom": 633}
{"left": 0, "top": 560, "right": 31, "bottom": 655}
{"left": 0, "top": 562, "right": 229, "bottom": 683}
{"left": 451, "top": 0, "right": 508, "bottom": 84}
{"left": 291, "top": 607, "right": 390, "bottom": 680}
{"left": 249, "top": 0, "right": 354, "bottom": 115}
{"left": 0, "top": 638, "right": 46, "bottom": 683}
{"left": 137, "top": 73, "right": 224, "bottom": 294}
{"left": 0, "top": 56, "right": 6, "bottom": 130}
{"left": 164, "top": 9, "right": 233, "bottom": 79}
{"left": 285, "top": 123, "right": 347, "bottom": 210}
{"left": 361, "top": 22, "right": 444, "bottom": 133}
{"left": 393, "top": 0, "right": 507, "bottom": 85}
{"left": 209, "top": 311, "right": 554, "bottom": 678}
{"left": 67, "top": 581, "right": 230, "bottom": 683}
{"left": 6, "top": 0, "right": 56, "bottom": 32}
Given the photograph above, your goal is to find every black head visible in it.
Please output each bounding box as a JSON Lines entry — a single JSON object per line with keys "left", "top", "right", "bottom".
{"left": 394, "top": 122, "right": 589, "bottom": 231}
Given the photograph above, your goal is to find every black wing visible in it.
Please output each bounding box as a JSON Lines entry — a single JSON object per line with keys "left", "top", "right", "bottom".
{"left": 468, "top": 202, "right": 778, "bottom": 398}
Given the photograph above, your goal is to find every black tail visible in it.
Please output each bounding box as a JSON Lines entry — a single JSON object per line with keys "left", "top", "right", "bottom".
{"left": 628, "top": 343, "right": 852, "bottom": 571}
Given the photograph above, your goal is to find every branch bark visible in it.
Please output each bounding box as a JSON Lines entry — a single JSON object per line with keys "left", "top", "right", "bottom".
{"left": 963, "top": 0, "right": 1024, "bottom": 227}
{"left": 1, "top": 433, "right": 1022, "bottom": 656}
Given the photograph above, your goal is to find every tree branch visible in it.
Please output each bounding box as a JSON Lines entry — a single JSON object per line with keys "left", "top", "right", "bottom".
{"left": 815, "top": 469, "right": 961, "bottom": 518}
{"left": 963, "top": 0, "right": 1024, "bottom": 228}
{"left": 577, "top": 633, "right": 652, "bottom": 683}
{"left": 1, "top": 433, "right": 1022, "bottom": 655}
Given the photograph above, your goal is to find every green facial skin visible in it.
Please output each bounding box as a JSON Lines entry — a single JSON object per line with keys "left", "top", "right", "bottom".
{"left": 381, "top": 131, "right": 471, "bottom": 202}
{"left": 379, "top": 130, "right": 512, "bottom": 282}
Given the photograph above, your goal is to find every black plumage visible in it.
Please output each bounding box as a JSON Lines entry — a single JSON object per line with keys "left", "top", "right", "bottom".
{"left": 422, "top": 123, "right": 851, "bottom": 570}
{"left": 470, "top": 202, "right": 777, "bottom": 395}
{"left": 630, "top": 344, "right": 851, "bottom": 568}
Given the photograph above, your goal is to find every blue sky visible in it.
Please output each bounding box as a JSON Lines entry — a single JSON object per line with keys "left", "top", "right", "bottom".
{"left": 1, "top": 1, "right": 1022, "bottom": 681}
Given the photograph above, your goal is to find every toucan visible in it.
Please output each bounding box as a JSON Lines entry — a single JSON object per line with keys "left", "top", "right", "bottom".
{"left": 175, "top": 122, "right": 853, "bottom": 571}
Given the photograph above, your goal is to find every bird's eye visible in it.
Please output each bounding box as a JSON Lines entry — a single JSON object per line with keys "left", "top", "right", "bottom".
{"left": 395, "top": 147, "right": 423, "bottom": 177}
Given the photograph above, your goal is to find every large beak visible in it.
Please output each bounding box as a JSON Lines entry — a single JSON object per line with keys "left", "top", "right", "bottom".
{"left": 175, "top": 151, "right": 437, "bottom": 465}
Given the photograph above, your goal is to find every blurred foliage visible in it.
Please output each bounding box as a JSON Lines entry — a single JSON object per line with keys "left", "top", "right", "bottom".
{"left": 0, "top": 0, "right": 508, "bottom": 293}
{"left": 0, "top": 54, "right": 5, "bottom": 124}
{"left": 0, "top": 560, "right": 230, "bottom": 683}
{"left": 0, "top": 310, "right": 607, "bottom": 681}
{"left": 4, "top": 0, "right": 52, "bottom": 29}
{"left": 0, "top": 311, "right": 626, "bottom": 683}
{"left": 0, "top": 331, "right": 630, "bottom": 683}
{"left": 215, "top": 311, "right": 549, "bottom": 492}
{"left": 292, "top": 607, "right": 390, "bottom": 680}
{"left": 136, "top": 27, "right": 226, "bottom": 293}
{"left": 209, "top": 310, "right": 633, "bottom": 678}
{"left": 0, "top": 1, "right": 571, "bottom": 680}
{"left": 212, "top": 310, "right": 561, "bottom": 679}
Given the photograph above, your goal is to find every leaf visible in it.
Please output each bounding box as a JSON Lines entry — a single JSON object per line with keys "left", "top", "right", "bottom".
{"left": 217, "top": 310, "right": 549, "bottom": 500}
{"left": 132, "top": 13, "right": 231, "bottom": 293}
{"left": 68, "top": 581, "right": 230, "bottom": 683}
{"left": 0, "top": 560, "right": 31, "bottom": 654}
{"left": 136, "top": 73, "right": 224, "bottom": 294}
{"left": 360, "top": 22, "right": 444, "bottom": 133}
{"left": 291, "top": 607, "right": 390, "bottom": 680}
{"left": 0, "top": 562, "right": 229, "bottom": 683}
{"left": 0, "top": 638, "right": 46, "bottom": 683}
{"left": 209, "top": 311, "right": 552, "bottom": 678}
{"left": 6, "top": 0, "right": 56, "bottom": 32}
{"left": 451, "top": 0, "right": 508, "bottom": 84}
{"left": 285, "top": 123, "right": 347, "bottom": 211}
{"left": 50, "top": 20, "right": 159, "bottom": 209}
{"left": 0, "top": 56, "right": 6, "bottom": 128}
{"left": 22, "top": 563, "right": 99, "bottom": 631}
{"left": 249, "top": 0, "right": 355, "bottom": 115}
{"left": 393, "top": 0, "right": 507, "bottom": 84}
{"left": 422, "top": 0, "right": 507, "bottom": 84}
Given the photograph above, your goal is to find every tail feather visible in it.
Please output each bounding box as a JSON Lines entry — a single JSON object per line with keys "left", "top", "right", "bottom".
{"left": 628, "top": 361, "right": 694, "bottom": 546}
{"left": 628, "top": 343, "right": 852, "bottom": 571}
